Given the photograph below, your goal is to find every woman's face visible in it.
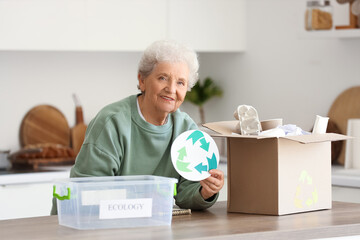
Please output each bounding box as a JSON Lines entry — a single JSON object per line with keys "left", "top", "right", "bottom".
{"left": 139, "top": 61, "right": 189, "bottom": 114}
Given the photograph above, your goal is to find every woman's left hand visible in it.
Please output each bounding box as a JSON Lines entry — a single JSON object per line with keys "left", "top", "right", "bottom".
{"left": 200, "top": 169, "right": 224, "bottom": 200}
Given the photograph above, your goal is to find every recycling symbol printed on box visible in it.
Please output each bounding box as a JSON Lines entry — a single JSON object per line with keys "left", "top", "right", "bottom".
{"left": 294, "top": 170, "right": 318, "bottom": 209}
{"left": 171, "top": 130, "right": 220, "bottom": 181}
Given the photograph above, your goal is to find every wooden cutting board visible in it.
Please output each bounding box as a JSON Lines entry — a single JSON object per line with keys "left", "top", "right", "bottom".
{"left": 328, "top": 86, "right": 360, "bottom": 165}
{"left": 20, "top": 105, "right": 71, "bottom": 147}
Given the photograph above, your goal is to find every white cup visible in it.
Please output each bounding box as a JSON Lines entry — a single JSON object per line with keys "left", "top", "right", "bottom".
{"left": 312, "top": 115, "right": 329, "bottom": 134}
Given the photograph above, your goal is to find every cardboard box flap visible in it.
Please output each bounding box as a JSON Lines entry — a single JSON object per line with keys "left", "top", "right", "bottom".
{"left": 203, "top": 121, "right": 350, "bottom": 143}
{"left": 203, "top": 121, "right": 268, "bottom": 139}
{"left": 282, "top": 133, "right": 350, "bottom": 144}
{"left": 203, "top": 121, "right": 239, "bottom": 136}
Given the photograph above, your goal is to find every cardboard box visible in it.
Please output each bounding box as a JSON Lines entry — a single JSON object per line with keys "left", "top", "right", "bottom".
{"left": 204, "top": 121, "right": 349, "bottom": 215}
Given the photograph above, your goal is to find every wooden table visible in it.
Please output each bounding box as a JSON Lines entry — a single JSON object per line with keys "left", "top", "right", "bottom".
{"left": 2, "top": 201, "right": 360, "bottom": 240}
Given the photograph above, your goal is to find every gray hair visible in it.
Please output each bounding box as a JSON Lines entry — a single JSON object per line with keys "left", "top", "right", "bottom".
{"left": 138, "top": 40, "right": 199, "bottom": 91}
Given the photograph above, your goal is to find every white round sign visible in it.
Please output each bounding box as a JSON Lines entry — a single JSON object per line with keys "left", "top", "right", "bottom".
{"left": 171, "top": 129, "right": 220, "bottom": 181}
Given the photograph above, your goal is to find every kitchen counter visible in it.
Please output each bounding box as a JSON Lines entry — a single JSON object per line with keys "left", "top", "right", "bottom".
{"left": 0, "top": 162, "right": 225, "bottom": 186}
{"left": 1, "top": 163, "right": 359, "bottom": 221}
{"left": 2, "top": 163, "right": 359, "bottom": 187}
{"left": 0, "top": 166, "right": 71, "bottom": 185}
{"left": 0, "top": 164, "right": 222, "bottom": 185}
{"left": 332, "top": 165, "right": 360, "bottom": 188}
{"left": 1, "top": 201, "right": 360, "bottom": 240}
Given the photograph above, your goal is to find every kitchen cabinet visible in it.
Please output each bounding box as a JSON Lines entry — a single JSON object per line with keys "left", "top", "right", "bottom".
{"left": 332, "top": 165, "right": 360, "bottom": 204}
{"left": 333, "top": 186, "right": 360, "bottom": 204}
{"left": 0, "top": 183, "right": 53, "bottom": 220}
{"left": 84, "top": 0, "right": 167, "bottom": 51}
{"left": 0, "top": 169, "right": 70, "bottom": 220}
{"left": 168, "top": 0, "right": 246, "bottom": 52}
{"left": 0, "top": 0, "right": 246, "bottom": 52}
{"left": 0, "top": 0, "right": 85, "bottom": 51}
{"left": 0, "top": 0, "right": 167, "bottom": 51}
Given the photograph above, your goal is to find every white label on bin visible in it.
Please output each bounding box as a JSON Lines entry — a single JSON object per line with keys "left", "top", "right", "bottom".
{"left": 81, "top": 189, "right": 126, "bottom": 206}
{"left": 99, "top": 198, "right": 153, "bottom": 219}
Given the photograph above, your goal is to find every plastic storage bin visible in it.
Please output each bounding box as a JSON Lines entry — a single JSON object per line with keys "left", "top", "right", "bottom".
{"left": 53, "top": 175, "right": 178, "bottom": 230}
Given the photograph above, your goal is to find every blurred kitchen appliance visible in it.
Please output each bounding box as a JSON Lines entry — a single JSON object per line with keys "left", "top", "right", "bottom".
{"left": 0, "top": 150, "right": 10, "bottom": 169}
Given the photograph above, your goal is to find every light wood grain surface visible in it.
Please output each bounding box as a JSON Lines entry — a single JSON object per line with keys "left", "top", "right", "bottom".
{"left": 328, "top": 86, "right": 360, "bottom": 165}
{"left": 20, "top": 105, "right": 70, "bottom": 147}
{"left": 2, "top": 201, "right": 360, "bottom": 240}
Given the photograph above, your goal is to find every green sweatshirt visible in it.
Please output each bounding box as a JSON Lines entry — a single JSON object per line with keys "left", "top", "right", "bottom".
{"left": 51, "top": 94, "right": 217, "bottom": 214}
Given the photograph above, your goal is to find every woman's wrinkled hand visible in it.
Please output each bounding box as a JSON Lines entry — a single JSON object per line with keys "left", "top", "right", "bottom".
{"left": 200, "top": 169, "right": 224, "bottom": 200}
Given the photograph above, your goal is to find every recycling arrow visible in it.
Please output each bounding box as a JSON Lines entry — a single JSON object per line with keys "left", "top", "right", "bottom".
{"left": 312, "top": 188, "right": 318, "bottom": 203}
{"left": 200, "top": 138, "right": 210, "bottom": 152}
{"left": 195, "top": 163, "right": 207, "bottom": 173}
{"left": 176, "top": 160, "right": 192, "bottom": 172}
{"left": 207, "top": 153, "right": 218, "bottom": 170}
{"left": 186, "top": 130, "right": 204, "bottom": 145}
{"left": 176, "top": 147, "right": 191, "bottom": 172}
{"left": 299, "top": 170, "right": 307, "bottom": 183}
{"left": 177, "top": 147, "right": 187, "bottom": 160}
{"left": 307, "top": 175, "right": 312, "bottom": 185}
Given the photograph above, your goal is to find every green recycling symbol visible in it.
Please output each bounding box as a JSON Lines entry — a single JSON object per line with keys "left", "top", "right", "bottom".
{"left": 171, "top": 130, "right": 220, "bottom": 181}
{"left": 294, "top": 170, "right": 318, "bottom": 209}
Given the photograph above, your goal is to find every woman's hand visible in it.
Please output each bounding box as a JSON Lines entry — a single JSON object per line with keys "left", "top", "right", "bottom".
{"left": 200, "top": 169, "right": 224, "bottom": 200}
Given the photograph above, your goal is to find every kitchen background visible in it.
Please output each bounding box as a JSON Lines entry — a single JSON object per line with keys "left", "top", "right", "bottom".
{"left": 1, "top": 0, "right": 359, "bottom": 152}
{"left": 1, "top": 0, "right": 360, "bottom": 220}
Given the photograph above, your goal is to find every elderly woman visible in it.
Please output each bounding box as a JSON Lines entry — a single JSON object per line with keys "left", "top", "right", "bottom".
{"left": 51, "top": 40, "right": 224, "bottom": 214}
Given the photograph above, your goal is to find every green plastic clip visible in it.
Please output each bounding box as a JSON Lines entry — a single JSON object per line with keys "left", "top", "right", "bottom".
{"left": 174, "top": 183, "right": 177, "bottom": 196}
{"left": 53, "top": 185, "right": 71, "bottom": 200}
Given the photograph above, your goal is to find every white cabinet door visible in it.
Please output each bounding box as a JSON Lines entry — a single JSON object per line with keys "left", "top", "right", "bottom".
{"left": 168, "top": 0, "right": 246, "bottom": 52}
{"left": 332, "top": 186, "right": 360, "bottom": 204}
{"left": 0, "top": 183, "right": 53, "bottom": 220}
{"left": 0, "top": 0, "right": 245, "bottom": 51}
{"left": 0, "top": 0, "right": 86, "bottom": 50}
{"left": 85, "top": 0, "right": 167, "bottom": 51}
{"left": 0, "top": 0, "right": 167, "bottom": 51}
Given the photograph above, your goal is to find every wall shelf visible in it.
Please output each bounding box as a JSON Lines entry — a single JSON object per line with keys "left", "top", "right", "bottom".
{"left": 299, "top": 29, "right": 360, "bottom": 39}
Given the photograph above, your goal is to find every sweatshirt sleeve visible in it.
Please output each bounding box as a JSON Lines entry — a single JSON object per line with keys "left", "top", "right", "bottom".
{"left": 70, "top": 112, "right": 124, "bottom": 177}
{"left": 174, "top": 176, "right": 218, "bottom": 210}
{"left": 70, "top": 143, "right": 120, "bottom": 177}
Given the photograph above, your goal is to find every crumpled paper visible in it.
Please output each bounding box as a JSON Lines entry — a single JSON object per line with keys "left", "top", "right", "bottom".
{"left": 259, "top": 124, "right": 311, "bottom": 137}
